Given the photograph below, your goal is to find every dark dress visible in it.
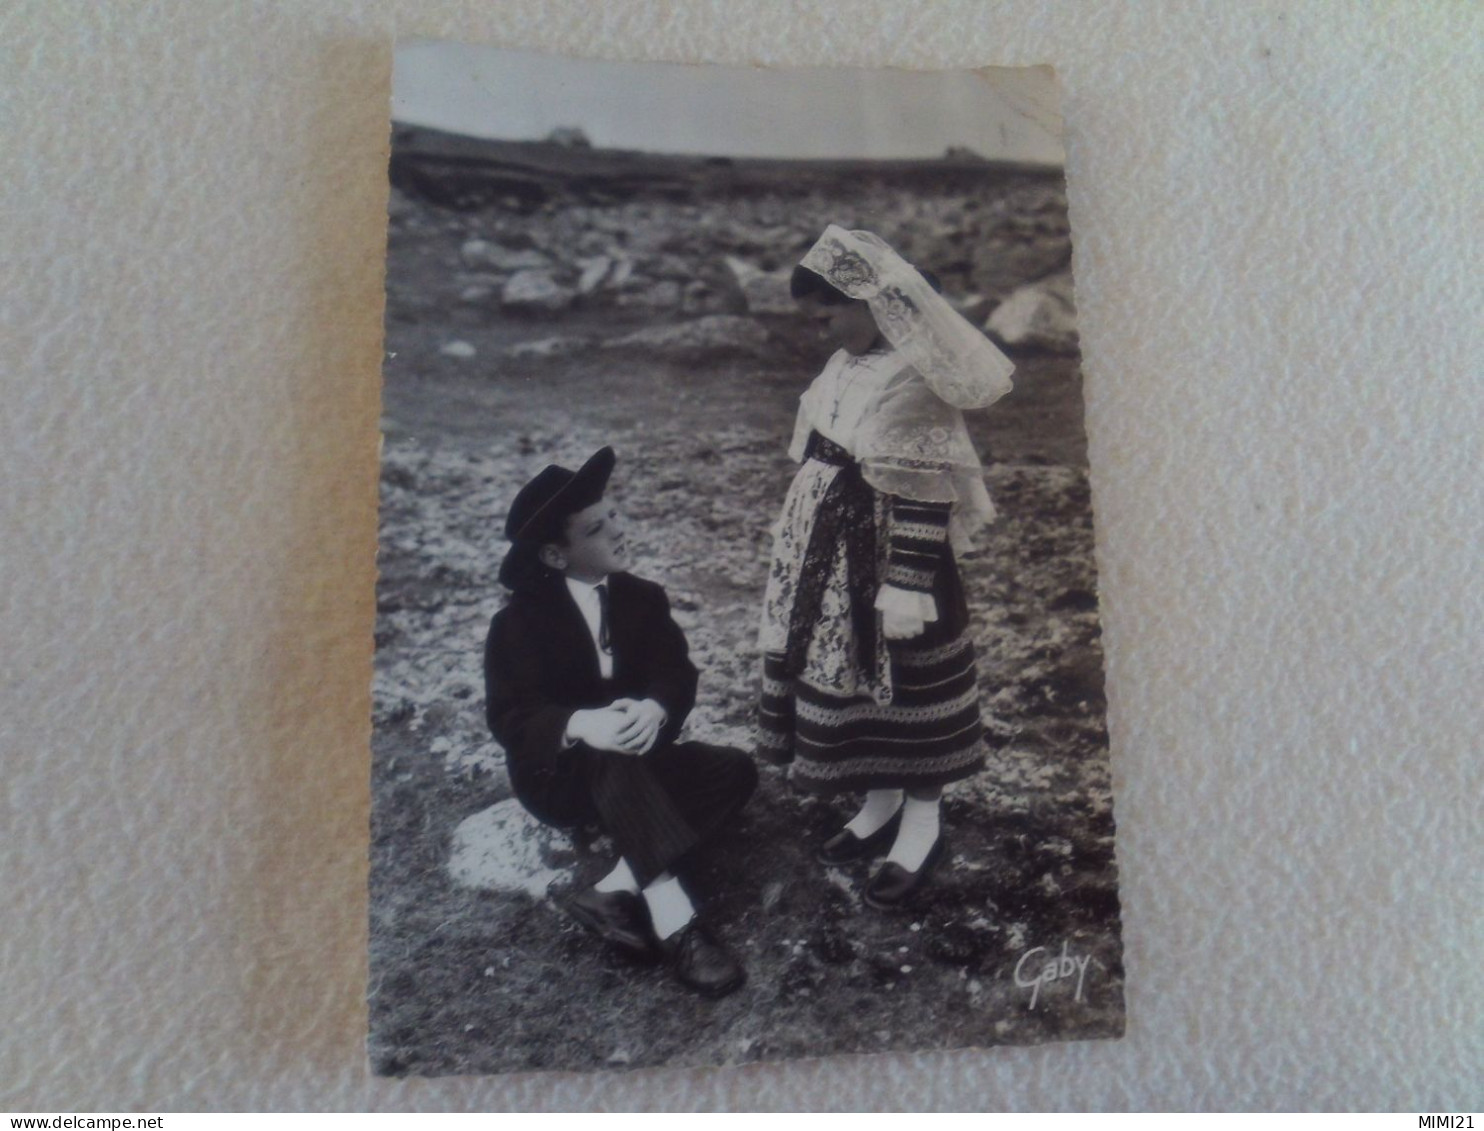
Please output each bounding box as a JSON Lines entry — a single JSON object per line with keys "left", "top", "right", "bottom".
{"left": 756, "top": 434, "right": 986, "bottom": 793}
{"left": 755, "top": 352, "right": 990, "bottom": 797}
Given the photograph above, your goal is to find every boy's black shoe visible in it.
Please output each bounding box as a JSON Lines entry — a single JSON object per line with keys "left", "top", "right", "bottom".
{"left": 816, "top": 811, "right": 902, "bottom": 866}
{"left": 564, "top": 887, "right": 659, "bottom": 962}
{"left": 864, "top": 834, "right": 946, "bottom": 910}
{"left": 657, "top": 920, "right": 746, "bottom": 998}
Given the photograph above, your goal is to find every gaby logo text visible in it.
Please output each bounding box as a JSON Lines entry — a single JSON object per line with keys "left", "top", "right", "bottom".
{"left": 1014, "top": 941, "right": 1091, "bottom": 1010}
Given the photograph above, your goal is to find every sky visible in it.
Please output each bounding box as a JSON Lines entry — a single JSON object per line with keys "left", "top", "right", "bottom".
{"left": 392, "top": 42, "right": 1065, "bottom": 166}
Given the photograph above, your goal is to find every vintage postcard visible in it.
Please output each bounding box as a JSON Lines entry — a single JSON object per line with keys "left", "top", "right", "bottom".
{"left": 370, "top": 42, "right": 1123, "bottom": 1075}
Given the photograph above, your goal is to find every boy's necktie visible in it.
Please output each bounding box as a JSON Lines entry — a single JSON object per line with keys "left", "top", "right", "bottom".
{"left": 596, "top": 582, "right": 612, "bottom": 655}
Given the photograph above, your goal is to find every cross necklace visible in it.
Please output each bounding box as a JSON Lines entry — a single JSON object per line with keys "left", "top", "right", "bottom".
{"left": 828, "top": 350, "right": 883, "bottom": 427}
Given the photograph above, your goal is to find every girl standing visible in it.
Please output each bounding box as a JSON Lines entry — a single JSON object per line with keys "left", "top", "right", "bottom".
{"left": 757, "top": 225, "right": 1015, "bottom": 908}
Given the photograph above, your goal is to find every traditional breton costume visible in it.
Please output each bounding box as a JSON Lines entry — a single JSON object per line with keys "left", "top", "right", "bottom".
{"left": 757, "top": 227, "right": 1015, "bottom": 795}
{"left": 484, "top": 449, "right": 756, "bottom": 892}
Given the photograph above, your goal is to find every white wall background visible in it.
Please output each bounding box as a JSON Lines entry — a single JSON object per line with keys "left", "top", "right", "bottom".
{"left": 4, "top": 0, "right": 1481, "bottom": 1112}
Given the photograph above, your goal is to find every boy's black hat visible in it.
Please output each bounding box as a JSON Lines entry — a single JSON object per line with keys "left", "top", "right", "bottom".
{"left": 499, "top": 446, "right": 616, "bottom": 588}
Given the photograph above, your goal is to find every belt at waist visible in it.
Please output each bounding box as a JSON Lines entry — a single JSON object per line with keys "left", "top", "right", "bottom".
{"left": 803, "top": 430, "right": 853, "bottom": 468}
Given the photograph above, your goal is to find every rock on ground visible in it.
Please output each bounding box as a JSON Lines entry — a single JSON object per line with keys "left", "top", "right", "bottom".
{"left": 724, "top": 256, "right": 797, "bottom": 315}
{"left": 603, "top": 314, "right": 775, "bottom": 361}
{"left": 615, "top": 277, "right": 683, "bottom": 310}
{"left": 501, "top": 269, "right": 577, "bottom": 315}
{"left": 447, "top": 798, "right": 577, "bottom": 899}
{"left": 462, "top": 238, "right": 553, "bottom": 273}
{"left": 987, "top": 271, "right": 1079, "bottom": 354}
{"left": 575, "top": 255, "right": 612, "bottom": 294}
{"left": 503, "top": 335, "right": 591, "bottom": 360}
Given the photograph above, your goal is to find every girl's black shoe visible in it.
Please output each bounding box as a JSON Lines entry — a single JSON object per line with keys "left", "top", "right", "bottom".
{"left": 864, "top": 834, "right": 946, "bottom": 909}
{"left": 816, "top": 811, "right": 902, "bottom": 866}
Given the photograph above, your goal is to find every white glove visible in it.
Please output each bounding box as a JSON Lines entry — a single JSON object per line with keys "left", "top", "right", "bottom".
{"left": 876, "top": 585, "right": 939, "bottom": 641}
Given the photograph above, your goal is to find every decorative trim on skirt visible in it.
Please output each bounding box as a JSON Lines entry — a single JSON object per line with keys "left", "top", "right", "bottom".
{"left": 758, "top": 635, "right": 986, "bottom": 794}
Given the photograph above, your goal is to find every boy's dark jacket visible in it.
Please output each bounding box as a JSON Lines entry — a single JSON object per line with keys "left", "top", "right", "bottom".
{"left": 484, "top": 570, "right": 698, "bottom": 826}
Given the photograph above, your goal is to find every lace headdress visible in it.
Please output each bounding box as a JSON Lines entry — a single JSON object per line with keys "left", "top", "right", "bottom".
{"left": 794, "top": 226, "right": 1015, "bottom": 553}
{"left": 799, "top": 225, "right": 1015, "bottom": 410}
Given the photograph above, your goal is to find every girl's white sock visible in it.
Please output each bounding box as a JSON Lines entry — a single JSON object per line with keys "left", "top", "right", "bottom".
{"left": 642, "top": 872, "right": 696, "bottom": 941}
{"left": 886, "top": 795, "right": 941, "bottom": 871}
{"left": 844, "top": 788, "right": 905, "bottom": 839}
{"left": 594, "top": 857, "right": 640, "bottom": 895}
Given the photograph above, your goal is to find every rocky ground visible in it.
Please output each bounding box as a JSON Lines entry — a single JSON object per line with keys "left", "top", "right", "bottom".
{"left": 369, "top": 140, "right": 1123, "bottom": 1076}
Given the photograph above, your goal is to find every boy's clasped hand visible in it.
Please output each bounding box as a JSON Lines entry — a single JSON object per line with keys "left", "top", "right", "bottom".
{"left": 566, "top": 697, "right": 668, "bottom": 755}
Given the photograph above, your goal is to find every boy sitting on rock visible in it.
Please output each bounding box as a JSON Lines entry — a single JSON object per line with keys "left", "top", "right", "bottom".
{"left": 483, "top": 447, "right": 756, "bottom": 997}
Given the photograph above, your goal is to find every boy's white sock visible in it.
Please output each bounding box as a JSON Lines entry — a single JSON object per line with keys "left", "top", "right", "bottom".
{"left": 594, "top": 857, "right": 640, "bottom": 895}
{"left": 642, "top": 872, "right": 696, "bottom": 941}
{"left": 886, "top": 795, "right": 941, "bottom": 872}
{"left": 844, "top": 788, "right": 904, "bottom": 839}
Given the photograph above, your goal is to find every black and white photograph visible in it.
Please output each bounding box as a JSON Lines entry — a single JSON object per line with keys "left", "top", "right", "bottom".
{"left": 370, "top": 42, "right": 1124, "bottom": 1076}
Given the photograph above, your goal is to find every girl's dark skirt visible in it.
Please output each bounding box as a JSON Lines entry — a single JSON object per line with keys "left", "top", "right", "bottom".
{"left": 758, "top": 547, "right": 986, "bottom": 794}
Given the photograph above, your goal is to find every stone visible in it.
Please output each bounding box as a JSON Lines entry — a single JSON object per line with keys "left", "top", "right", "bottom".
{"left": 504, "top": 335, "right": 590, "bottom": 360}
{"left": 575, "top": 255, "right": 612, "bottom": 295}
{"left": 607, "top": 256, "right": 635, "bottom": 289}
{"left": 438, "top": 340, "right": 477, "bottom": 359}
{"left": 462, "top": 238, "right": 553, "bottom": 273}
{"left": 953, "top": 293, "right": 994, "bottom": 325}
{"left": 724, "top": 255, "right": 797, "bottom": 316}
{"left": 761, "top": 881, "right": 784, "bottom": 912}
{"left": 501, "top": 270, "right": 576, "bottom": 315}
{"left": 646, "top": 252, "right": 695, "bottom": 280}
{"left": 603, "top": 315, "right": 775, "bottom": 361}
{"left": 986, "top": 271, "right": 1079, "bottom": 354}
{"left": 446, "top": 798, "right": 577, "bottom": 899}
{"left": 681, "top": 278, "right": 735, "bottom": 315}
{"left": 614, "top": 278, "right": 682, "bottom": 310}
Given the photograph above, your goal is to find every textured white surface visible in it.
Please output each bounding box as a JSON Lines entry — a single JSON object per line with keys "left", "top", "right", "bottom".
{"left": 4, "top": 0, "right": 1481, "bottom": 1112}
